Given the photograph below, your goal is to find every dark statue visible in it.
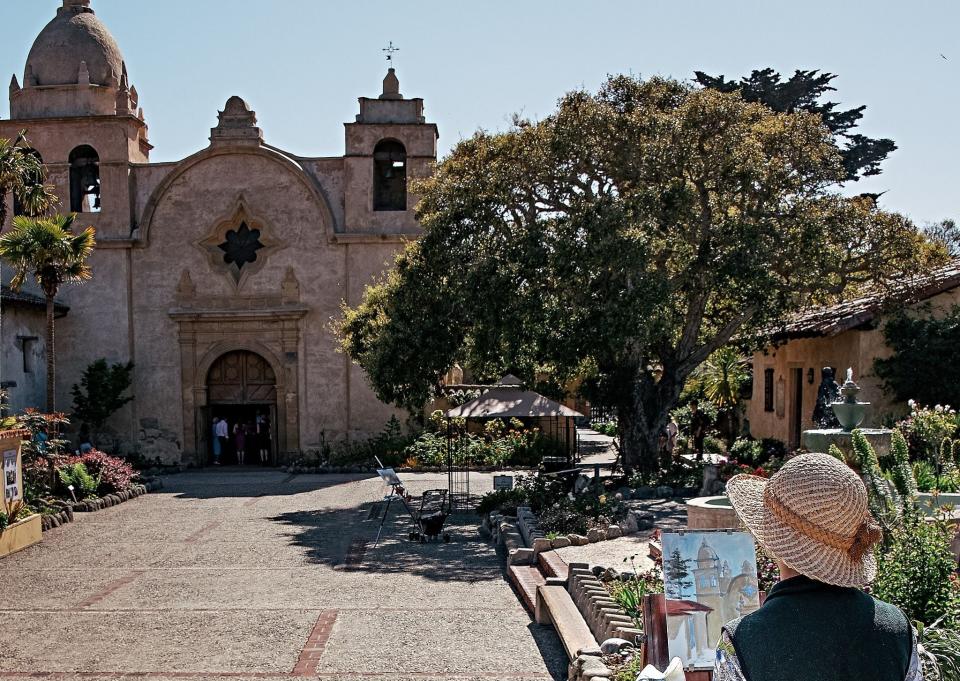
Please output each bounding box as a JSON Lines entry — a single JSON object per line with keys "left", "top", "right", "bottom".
{"left": 812, "top": 367, "right": 841, "bottom": 428}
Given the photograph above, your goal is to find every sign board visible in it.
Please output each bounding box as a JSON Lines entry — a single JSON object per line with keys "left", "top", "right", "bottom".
{"left": 3, "top": 448, "right": 20, "bottom": 502}
{"left": 493, "top": 475, "right": 514, "bottom": 491}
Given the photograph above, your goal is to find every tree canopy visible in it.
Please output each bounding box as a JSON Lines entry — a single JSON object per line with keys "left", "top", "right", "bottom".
{"left": 874, "top": 305, "right": 960, "bottom": 408}
{"left": 340, "top": 75, "right": 938, "bottom": 471}
{"left": 694, "top": 68, "right": 896, "bottom": 181}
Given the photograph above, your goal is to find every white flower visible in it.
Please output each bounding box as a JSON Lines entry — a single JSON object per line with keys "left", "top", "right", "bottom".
{"left": 908, "top": 399, "right": 916, "bottom": 408}
{"left": 936, "top": 405, "right": 944, "bottom": 413}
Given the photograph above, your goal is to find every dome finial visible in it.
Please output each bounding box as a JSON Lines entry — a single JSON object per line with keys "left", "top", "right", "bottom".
{"left": 61, "top": 0, "right": 93, "bottom": 13}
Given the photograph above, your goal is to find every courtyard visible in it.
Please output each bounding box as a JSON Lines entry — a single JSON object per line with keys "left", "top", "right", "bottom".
{"left": 0, "top": 469, "right": 566, "bottom": 681}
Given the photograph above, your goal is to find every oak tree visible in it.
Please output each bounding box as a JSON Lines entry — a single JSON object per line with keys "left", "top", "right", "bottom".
{"left": 340, "top": 76, "right": 936, "bottom": 472}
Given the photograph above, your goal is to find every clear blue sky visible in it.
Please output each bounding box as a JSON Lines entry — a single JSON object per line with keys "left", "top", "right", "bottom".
{"left": 1, "top": 0, "right": 957, "bottom": 225}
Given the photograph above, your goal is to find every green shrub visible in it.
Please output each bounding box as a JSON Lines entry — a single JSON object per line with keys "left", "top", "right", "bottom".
{"left": 872, "top": 510, "right": 960, "bottom": 630}
{"left": 888, "top": 429, "right": 919, "bottom": 500}
{"left": 917, "top": 619, "right": 960, "bottom": 681}
{"left": 538, "top": 498, "right": 588, "bottom": 535}
{"left": 730, "top": 438, "right": 763, "bottom": 465}
{"left": 476, "top": 488, "right": 526, "bottom": 516}
{"left": 703, "top": 434, "right": 727, "bottom": 455}
{"left": 57, "top": 462, "right": 99, "bottom": 499}
{"left": 591, "top": 421, "right": 619, "bottom": 438}
{"left": 329, "top": 416, "right": 414, "bottom": 468}
{"left": 896, "top": 402, "right": 959, "bottom": 463}
{"left": 852, "top": 429, "right": 902, "bottom": 538}
{"left": 913, "top": 461, "right": 938, "bottom": 493}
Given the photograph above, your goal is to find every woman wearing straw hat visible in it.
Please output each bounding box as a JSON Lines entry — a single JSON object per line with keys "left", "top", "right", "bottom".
{"left": 714, "top": 452, "right": 922, "bottom": 681}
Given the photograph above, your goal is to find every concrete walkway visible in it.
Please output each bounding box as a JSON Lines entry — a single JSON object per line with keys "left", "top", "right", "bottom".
{"left": 0, "top": 469, "right": 565, "bottom": 681}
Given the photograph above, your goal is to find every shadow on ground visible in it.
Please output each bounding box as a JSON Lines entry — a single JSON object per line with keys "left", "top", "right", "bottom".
{"left": 163, "top": 469, "right": 375, "bottom": 499}
{"left": 270, "top": 501, "right": 505, "bottom": 583}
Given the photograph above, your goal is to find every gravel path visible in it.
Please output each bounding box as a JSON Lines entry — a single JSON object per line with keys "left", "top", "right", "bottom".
{"left": 0, "top": 469, "right": 566, "bottom": 681}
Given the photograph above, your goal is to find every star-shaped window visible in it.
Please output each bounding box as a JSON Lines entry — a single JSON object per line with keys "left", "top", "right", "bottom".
{"left": 218, "top": 222, "right": 264, "bottom": 271}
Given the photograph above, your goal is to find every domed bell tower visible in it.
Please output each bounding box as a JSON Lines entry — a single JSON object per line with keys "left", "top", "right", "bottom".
{"left": 343, "top": 68, "right": 438, "bottom": 234}
{"left": 2, "top": 0, "right": 151, "bottom": 239}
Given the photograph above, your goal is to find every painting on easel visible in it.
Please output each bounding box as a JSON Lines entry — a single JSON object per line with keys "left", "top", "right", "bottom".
{"left": 661, "top": 531, "right": 760, "bottom": 669}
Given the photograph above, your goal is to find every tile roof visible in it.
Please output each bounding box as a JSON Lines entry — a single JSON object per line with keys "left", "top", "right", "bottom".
{"left": 1, "top": 285, "right": 69, "bottom": 313}
{"left": 771, "top": 260, "right": 960, "bottom": 340}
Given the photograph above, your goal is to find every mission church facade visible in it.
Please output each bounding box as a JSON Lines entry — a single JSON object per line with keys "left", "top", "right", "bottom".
{"left": 0, "top": 0, "right": 437, "bottom": 465}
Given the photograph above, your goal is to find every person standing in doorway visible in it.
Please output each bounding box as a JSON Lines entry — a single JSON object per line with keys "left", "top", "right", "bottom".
{"left": 234, "top": 421, "right": 247, "bottom": 466}
{"left": 256, "top": 412, "right": 271, "bottom": 465}
{"left": 211, "top": 417, "right": 222, "bottom": 465}
{"left": 215, "top": 416, "right": 229, "bottom": 465}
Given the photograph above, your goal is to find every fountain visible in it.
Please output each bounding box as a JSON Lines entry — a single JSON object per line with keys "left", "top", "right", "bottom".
{"left": 801, "top": 368, "right": 892, "bottom": 459}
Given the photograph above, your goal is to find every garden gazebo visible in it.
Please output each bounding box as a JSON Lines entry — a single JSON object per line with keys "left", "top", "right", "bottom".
{"left": 444, "top": 375, "right": 582, "bottom": 509}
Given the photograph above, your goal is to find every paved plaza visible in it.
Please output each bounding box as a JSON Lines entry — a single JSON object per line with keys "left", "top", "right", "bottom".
{"left": 0, "top": 470, "right": 566, "bottom": 681}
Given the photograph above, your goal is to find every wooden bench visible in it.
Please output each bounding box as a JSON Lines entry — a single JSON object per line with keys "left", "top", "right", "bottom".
{"left": 535, "top": 584, "right": 599, "bottom": 661}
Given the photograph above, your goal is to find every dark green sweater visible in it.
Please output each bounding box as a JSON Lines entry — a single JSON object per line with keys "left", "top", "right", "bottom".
{"left": 724, "top": 575, "right": 913, "bottom": 681}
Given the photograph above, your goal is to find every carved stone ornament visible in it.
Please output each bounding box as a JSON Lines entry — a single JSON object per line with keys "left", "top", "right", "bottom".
{"left": 196, "top": 195, "right": 282, "bottom": 288}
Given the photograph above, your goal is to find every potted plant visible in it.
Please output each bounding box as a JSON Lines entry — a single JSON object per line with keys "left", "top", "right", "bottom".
{"left": 0, "top": 429, "right": 42, "bottom": 558}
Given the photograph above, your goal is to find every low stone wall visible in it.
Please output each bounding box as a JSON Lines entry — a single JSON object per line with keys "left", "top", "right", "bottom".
{"left": 40, "top": 479, "right": 163, "bottom": 532}
{"left": 483, "top": 512, "right": 534, "bottom": 565}
{"left": 686, "top": 496, "right": 741, "bottom": 530}
{"left": 567, "top": 562, "right": 643, "bottom": 645}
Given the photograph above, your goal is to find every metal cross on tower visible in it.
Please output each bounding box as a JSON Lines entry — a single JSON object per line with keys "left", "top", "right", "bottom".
{"left": 382, "top": 41, "right": 400, "bottom": 64}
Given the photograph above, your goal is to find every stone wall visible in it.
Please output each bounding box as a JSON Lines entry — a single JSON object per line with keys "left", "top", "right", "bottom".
{"left": 0, "top": 302, "right": 48, "bottom": 413}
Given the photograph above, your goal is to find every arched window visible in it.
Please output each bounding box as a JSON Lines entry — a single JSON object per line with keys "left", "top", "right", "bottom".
{"left": 13, "top": 148, "right": 43, "bottom": 217}
{"left": 69, "top": 145, "right": 101, "bottom": 213}
{"left": 373, "top": 139, "right": 407, "bottom": 212}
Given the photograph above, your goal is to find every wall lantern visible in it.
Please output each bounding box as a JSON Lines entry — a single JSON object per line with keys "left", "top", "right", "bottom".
{"left": 807, "top": 368, "right": 815, "bottom": 385}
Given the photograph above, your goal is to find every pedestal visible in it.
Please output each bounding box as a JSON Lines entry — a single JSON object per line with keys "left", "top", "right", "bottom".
{"left": 801, "top": 428, "right": 892, "bottom": 460}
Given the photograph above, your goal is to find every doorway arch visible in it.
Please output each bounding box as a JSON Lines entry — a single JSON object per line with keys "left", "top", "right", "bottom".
{"left": 205, "top": 350, "right": 278, "bottom": 466}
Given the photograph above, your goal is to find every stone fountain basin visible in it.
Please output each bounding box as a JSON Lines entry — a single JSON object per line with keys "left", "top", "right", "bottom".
{"left": 686, "top": 494, "right": 960, "bottom": 562}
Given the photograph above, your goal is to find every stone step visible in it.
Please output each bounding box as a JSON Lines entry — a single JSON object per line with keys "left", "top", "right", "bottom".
{"left": 537, "top": 550, "right": 569, "bottom": 580}
{"left": 535, "top": 584, "right": 600, "bottom": 662}
{"left": 508, "top": 564, "right": 546, "bottom": 613}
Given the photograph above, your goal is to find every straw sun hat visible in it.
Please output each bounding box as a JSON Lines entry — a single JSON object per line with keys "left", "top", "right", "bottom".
{"left": 726, "top": 452, "right": 883, "bottom": 588}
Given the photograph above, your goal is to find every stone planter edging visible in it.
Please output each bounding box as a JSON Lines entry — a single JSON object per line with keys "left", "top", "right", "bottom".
{"left": 40, "top": 479, "right": 163, "bottom": 532}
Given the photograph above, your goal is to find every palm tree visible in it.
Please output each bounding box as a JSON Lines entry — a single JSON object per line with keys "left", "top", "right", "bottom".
{"left": 0, "top": 133, "right": 55, "bottom": 228}
{"left": 687, "top": 346, "right": 751, "bottom": 444}
{"left": 0, "top": 214, "right": 95, "bottom": 412}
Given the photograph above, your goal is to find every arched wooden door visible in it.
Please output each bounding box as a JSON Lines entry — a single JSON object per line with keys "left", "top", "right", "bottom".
{"left": 203, "top": 351, "right": 278, "bottom": 467}
{"left": 207, "top": 351, "right": 277, "bottom": 405}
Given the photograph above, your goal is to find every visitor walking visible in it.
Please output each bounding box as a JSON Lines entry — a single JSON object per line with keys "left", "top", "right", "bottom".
{"left": 211, "top": 417, "right": 222, "bottom": 465}
{"left": 234, "top": 422, "right": 247, "bottom": 466}
{"left": 256, "top": 412, "right": 271, "bottom": 465}
{"left": 689, "top": 400, "right": 710, "bottom": 460}
{"left": 214, "top": 416, "right": 229, "bottom": 465}
{"left": 715, "top": 453, "right": 921, "bottom": 681}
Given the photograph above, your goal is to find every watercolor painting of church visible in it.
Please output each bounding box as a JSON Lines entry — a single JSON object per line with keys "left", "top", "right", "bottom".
{"left": 662, "top": 531, "right": 762, "bottom": 668}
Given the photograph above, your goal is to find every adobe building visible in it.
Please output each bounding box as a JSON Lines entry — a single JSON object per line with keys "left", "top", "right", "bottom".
{"left": 0, "top": 0, "right": 438, "bottom": 465}
{"left": 745, "top": 261, "right": 960, "bottom": 447}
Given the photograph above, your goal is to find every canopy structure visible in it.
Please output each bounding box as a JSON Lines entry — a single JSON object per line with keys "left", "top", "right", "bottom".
{"left": 444, "top": 376, "right": 582, "bottom": 509}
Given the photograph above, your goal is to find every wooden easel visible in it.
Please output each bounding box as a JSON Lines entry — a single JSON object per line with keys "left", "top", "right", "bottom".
{"left": 641, "top": 591, "right": 767, "bottom": 681}
{"left": 641, "top": 594, "right": 713, "bottom": 681}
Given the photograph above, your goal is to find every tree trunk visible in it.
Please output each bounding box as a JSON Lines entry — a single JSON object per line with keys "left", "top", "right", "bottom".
{"left": 45, "top": 294, "right": 55, "bottom": 414}
{"left": 618, "top": 367, "right": 687, "bottom": 475}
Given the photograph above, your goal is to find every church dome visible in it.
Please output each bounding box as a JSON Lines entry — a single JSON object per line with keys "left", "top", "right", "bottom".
{"left": 698, "top": 539, "right": 719, "bottom": 563}
{"left": 25, "top": 2, "right": 124, "bottom": 87}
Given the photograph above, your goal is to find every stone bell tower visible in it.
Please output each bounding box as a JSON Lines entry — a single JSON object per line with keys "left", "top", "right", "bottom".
{"left": 343, "top": 68, "right": 438, "bottom": 234}
{"left": 3, "top": 0, "right": 151, "bottom": 239}
{"left": 0, "top": 0, "right": 149, "bottom": 423}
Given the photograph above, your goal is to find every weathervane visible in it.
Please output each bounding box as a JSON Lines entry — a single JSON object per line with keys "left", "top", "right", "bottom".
{"left": 383, "top": 41, "right": 399, "bottom": 65}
